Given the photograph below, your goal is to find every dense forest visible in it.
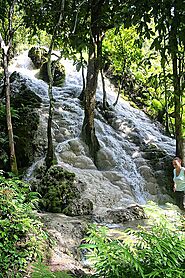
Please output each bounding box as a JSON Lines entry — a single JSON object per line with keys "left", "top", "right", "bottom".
{"left": 0, "top": 0, "right": 185, "bottom": 277}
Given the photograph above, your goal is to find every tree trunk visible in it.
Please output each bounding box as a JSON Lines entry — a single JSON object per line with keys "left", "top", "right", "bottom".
{"left": 81, "top": 0, "right": 106, "bottom": 161}
{"left": 78, "top": 52, "right": 86, "bottom": 102}
{"left": 163, "top": 67, "right": 170, "bottom": 135}
{"left": 173, "top": 55, "right": 183, "bottom": 157}
{"left": 113, "top": 81, "right": 122, "bottom": 107}
{"left": 45, "top": 0, "right": 65, "bottom": 169}
{"left": 3, "top": 50, "right": 18, "bottom": 175}
{"left": 114, "top": 75, "right": 125, "bottom": 107}
{"left": 81, "top": 41, "right": 100, "bottom": 160}
{"left": 45, "top": 53, "right": 55, "bottom": 170}
{"left": 0, "top": 0, "right": 18, "bottom": 175}
{"left": 170, "top": 4, "right": 183, "bottom": 158}
{"left": 101, "top": 69, "right": 108, "bottom": 110}
{"left": 98, "top": 37, "right": 108, "bottom": 110}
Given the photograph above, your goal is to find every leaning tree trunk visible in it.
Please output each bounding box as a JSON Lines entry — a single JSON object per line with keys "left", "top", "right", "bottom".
{"left": 0, "top": 27, "right": 18, "bottom": 175}
{"left": 3, "top": 49, "right": 18, "bottom": 175}
{"left": 81, "top": 40, "right": 100, "bottom": 161}
{"left": 113, "top": 79, "right": 123, "bottom": 107}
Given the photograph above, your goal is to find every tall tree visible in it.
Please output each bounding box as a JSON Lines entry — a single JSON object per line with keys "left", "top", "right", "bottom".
{"left": 169, "top": 1, "right": 184, "bottom": 157}
{"left": 45, "top": 0, "right": 65, "bottom": 170}
{"left": 77, "top": 0, "right": 129, "bottom": 161}
{"left": 23, "top": 0, "right": 69, "bottom": 169}
{"left": 0, "top": 0, "right": 19, "bottom": 175}
{"left": 81, "top": 0, "right": 103, "bottom": 160}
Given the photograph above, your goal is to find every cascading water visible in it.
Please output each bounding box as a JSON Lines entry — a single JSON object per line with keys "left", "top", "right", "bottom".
{"left": 10, "top": 50, "right": 176, "bottom": 218}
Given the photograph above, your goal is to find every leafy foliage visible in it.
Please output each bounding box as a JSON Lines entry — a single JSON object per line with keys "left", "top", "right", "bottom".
{"left": 102, "top": 26, "right": 174, "bottom": 126}
{"left": 0, "top": 174, "right": 48, "bottom": 277}
{"left": 31, "top": 261, "right": 73, "bottom": 278}
{"left": 81, "top": 218, "right": 185, "bottom": 277}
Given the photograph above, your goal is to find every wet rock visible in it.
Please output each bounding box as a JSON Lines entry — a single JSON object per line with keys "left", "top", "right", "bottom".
{"left": 99, "top": 205, "right": 147, "bottom": 224}
{"left": 140, "top": 143, "right": 167, "bottom": 160}
{"left": 56, "top": 139, "right": 96, "bottom": 169}
{"left": 138, "top": 165, "right": 155, "bottom": 180}
{"left": 96, "top": 147, "right": 117, "bottom": 170}
{"left": 73, "top": 156, "right": 96, "bottom": 169}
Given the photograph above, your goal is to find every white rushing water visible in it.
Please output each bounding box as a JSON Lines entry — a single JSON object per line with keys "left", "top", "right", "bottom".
{"left": 10, "top": 51, "right": 176, "bottom": 217}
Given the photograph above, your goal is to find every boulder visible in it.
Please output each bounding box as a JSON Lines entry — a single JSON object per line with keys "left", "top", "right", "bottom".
{"left": 28, "top": 46, "right": 48, "bottom": 68}
{"left": 98, "top": 205, "right": 147, "bottom": 224}
{"left": 37, "top": 166, "right": 77, "bottom": 213}
{"left": 39, "top": 60, "right": 65, "bottom": 86}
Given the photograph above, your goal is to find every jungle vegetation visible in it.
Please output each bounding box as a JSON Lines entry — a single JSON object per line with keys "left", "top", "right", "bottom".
{"left": 0, "top": 0, "right": 184, "bottom": 173}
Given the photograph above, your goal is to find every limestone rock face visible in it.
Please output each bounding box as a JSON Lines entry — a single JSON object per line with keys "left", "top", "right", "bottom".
{"left": 0, "top": 71, "right": 43, "bottom": 171}
{"left": 11, "top": 72, "right": 43, "bottom": 170}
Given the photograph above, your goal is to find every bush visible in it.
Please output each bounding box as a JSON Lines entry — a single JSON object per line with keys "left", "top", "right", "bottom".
{"left": 0, "top": 174, "right": 48, "bottom": 277}
{"left": 81, "top": 219, "right": 185, "bottom": 278}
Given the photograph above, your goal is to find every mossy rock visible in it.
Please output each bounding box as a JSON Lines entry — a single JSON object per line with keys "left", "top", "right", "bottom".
{"left": 28, "top": 46, "right": 48, "bottom": 68}
{"left": 39, "top": 60, "right": 65, "bottom": 86}
{"left": 38, "top": 166, "right": 79, "bottom": 213}
{"left": 63, "top": 198, "right": 93, "bottom": 216}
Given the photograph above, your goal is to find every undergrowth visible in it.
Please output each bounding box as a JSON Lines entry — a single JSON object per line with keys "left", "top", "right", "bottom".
{"left": 81, "top": 203, "right": 185, "bottom": 278}
{"left": 0, "top": 173, "right": 48, "bottom": 277}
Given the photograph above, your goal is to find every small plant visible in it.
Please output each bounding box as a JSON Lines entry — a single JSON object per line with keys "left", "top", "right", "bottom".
{"left": 0, "top": 174, "right": 48, "bottom": 277}
{"left": 81, "top": 217, "right": 185, "bottom": 278}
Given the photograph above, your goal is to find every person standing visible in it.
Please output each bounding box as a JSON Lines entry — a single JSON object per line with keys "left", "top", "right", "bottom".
{"left": 172, "top": 156, "right": 185, "bottom": 210}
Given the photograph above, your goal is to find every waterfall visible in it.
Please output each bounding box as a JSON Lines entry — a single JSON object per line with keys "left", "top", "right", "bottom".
{"left": 10, "top": 51, "right": 176, "bottom": 218}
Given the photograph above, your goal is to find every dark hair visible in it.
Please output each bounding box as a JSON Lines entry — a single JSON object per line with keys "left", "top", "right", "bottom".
{"left": 173, "top": 156, "right": 182, "bottom": 161}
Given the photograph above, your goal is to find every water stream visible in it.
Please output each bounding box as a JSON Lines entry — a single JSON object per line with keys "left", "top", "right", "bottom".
{"left": 10, "top": 51, "right": 176, "bottom": 218}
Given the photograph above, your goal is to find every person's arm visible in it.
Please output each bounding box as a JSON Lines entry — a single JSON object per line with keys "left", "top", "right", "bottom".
{"left": 173, "top": 169, "right": 176, "bottom": 192}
